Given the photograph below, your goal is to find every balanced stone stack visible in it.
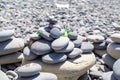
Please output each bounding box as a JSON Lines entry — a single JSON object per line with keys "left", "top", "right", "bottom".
{"left": 22, "top": 18, "right": 96, "bottom": 80}
{"left": 0, "top": 30, "right": 24, "bottom": 64}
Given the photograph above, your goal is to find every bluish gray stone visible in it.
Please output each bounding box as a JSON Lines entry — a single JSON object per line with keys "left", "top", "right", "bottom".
{"left": 15, "top": 63, "right": 41, "bottom": 77}
{"left": 113, "top": 59, "right": 120, "bottom": 80}
{"left": 102, "top": 71, "right": 117, "bottom": 80}
{"left": 0, "top": 70, "right": 9, "bottom": 80}
{"left": 102, "top": 54, "right": 116, "bottom": 69}
{"left": 23, "top": 46, "right": 37, "bottom": 60}
{"left": 50, "top": 28, "right": 61, "bottom": 39}
{"left": 17, "top": 72, "right": 58, "bottom": 80}
{"left": 42, "top": 53, "right": 67, "bottom": 64}
{"left": 0, "top": 38, "right": 24, "bottom": 56}
{"left": 40, "top": 31, "right": 54, "bottom": 41}
{"left": 93, "top": 41, "right": 107, "bottom": 50}
{"left": 67, "top": 48, "right": 82, "bottom": 58}
{"left": 31, "top": 39, "right": 52, "bottom": 55}
{"left": 68, "top": 31, "right": 78, "bottom": 40}
{"left": 0, "top": 30, "right": 14, "bottom": 42}
{"left": 72, "top": 39, "right": 82, "bottom": 48}
{"left": 81, "top": 42, "right": 94, "bottom": 53}
{"left": 56, "top": 41, "right": 74, "bottom": 53}
{"left": 52, "top": 37, "right": 69, "bottom": 51}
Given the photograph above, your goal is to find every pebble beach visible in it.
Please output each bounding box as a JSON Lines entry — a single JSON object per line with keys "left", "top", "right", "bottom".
{"left": 0, "top": 0, "right": 120, "bottom": 80}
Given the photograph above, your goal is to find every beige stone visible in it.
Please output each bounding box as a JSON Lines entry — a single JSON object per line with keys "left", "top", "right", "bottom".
{"left": 23, "top": 53, "right": 96, "bottom": 80}
{"left": 0, "top": 52, "right": 24, "bottom": 64}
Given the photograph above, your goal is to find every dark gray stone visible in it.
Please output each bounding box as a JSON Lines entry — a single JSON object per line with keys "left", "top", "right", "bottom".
{"left": 113, "top": 59, "right": 120, "bottom": 80}
{"left": 102, "top": 54, "right": 116, "bottom": 69}
{"left": 67, "top": 48, "right": 82, "bottom": 58}
{"left": 17, "top": 72, "right": 58, "bottom": 80}
{"left": 31, "top": 40, "right": 52, "bottom": 55}
{"left": 42, "top": 53, "right": 67, "bottom": 64}
{"left": 81, "top": 42, "right": 94, "bottom": 53}
{"left": 15, "top": 63, "right": 41, "bottom": 77}
{"left": 93, "top": 41, "right": 107, "bottom": 50}
{"left": 50, "top": 28, "right": 61, "bottom": 39}
{"left": 68, "top": 31, "right": 78, "bottom": 40}
{"left": 23, "top": 46, "right": 37, "bottom": 60}
{"left": 78, "top": 73, "right": 88, "bottom": 80}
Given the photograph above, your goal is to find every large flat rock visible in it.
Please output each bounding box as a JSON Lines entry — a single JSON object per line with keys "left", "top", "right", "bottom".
{"left": 23, "top": 53, "right": 96, "bottom": 80}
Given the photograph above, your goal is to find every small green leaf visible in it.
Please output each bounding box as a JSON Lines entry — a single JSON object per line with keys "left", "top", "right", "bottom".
{"left": 36, "top": 31, "right": 41, "bottom": 35}
{"left": 66, "top": 29, "right": 71, "bottom": 35}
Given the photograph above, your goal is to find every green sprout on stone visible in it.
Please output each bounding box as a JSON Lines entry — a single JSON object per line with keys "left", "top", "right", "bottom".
{"left": 36, "top": 31, "right": 41, "bottom": 35}
{"left": 61, "top": 29, "right": 71, "bottom": 37}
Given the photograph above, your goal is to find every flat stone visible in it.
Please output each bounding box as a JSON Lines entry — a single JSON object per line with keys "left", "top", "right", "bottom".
{"left": 52, "top": 37, "right": 69, "bottom": 51}
{"left": 67, "top": 48, "right": 82, "bottom": 58}
{"left": 15, "top": 63, "right": 41, "bottom": 77}
{"left": 68, "top": 31, "right": 78, "bottom": 40}
{"left": 23, "top": 53, "right": 96, "bottom": 80}
{"left": 50, "top": 28, "right": 61, "bottom": 39}
{"left": 89, "top": 71, "right": 103, "bottom": 77}
{"left": 113, "top": 59, "right": 120, "bottom": 80}
{"left": 81, "top": 42, "right": 94, "bottom": 53}
{"left": 111, "top": 33, "right": 120, "bottom": 43}
{"left": 0, "top": 30, "right": 14, "bottom": 42}
{"left": 102, "top": 71, "right": 117, "bottom": 80}
{"left": 17, "top": 72, "right": 58, "bottom": 80}
{"left": 87, "top": 35, "right": 104, "bottom": 43}
{"left": 93, "top": 41, "right": 107, "bottom": 50}
{"left": 42, "top": 53, "right": 67, "bottom": 64}
{"left": 23, "top": 46, "right": 37, "bottom": 60}
{"left": 56, "top": 41, "right": 74, "bottom": 53}
{"left": 72, "top": 39, "right": 82, "bottom": 48}
{"left": 0, "top": 38, "right": 24, "bottom": 56}
{"left": 0, "top": 70, "right": 9, "bottom": 80}
{"left": 107, "top": 42, "right": 120, "bottom": 59}
{"left": 94, "top": 49, "right": 107, "bottom": 57}
{"left": 31, "top": 39, "right": 52, "bottom": 55}
{"left": 29, "top": 33, "right": 41, "bottom": 40}
{"left": 40, "top": 31, "right": 54, "bottom": 41}
{"left": 102, "top": 54, "right": 116, "bottom": 69}
{"left": 0, "top": 52, "right": 23, "bottom": 64}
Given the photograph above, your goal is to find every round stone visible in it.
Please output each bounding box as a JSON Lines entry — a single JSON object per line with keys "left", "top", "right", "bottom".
{"left": 16, "top": 72, "right": 58, "bottom": 80}
{"left": 87, "top": 35, "right": 104, "bottom": 43}
{"left": 81, "top": 42, "right": 94, "bottom": 53}
{"left": 0, "top": 38, "right": 24, "bottom": 56}
{"left": 0, "top": 30, "right": 14, "bottom": 42}
{"left": 93, "top": 41, "right": 107, "bottom": 50}
{"left": 50, "top": 28, "right": 61, "bottom": 39}
{"left": 107, "top": 42, "right": 120, "bottom": 59}
{"left": 102, "top": 71, "right": 117, "bottom": 80}
{"left": 67, "top": 48, "right": 82, "bottom": 58}
{"left": 111, "top": 33, "right": 120, "bottom": 43}
{"left": 23, "top": 46, "right": 37, "bottom": 60}
{"left": 102, "top": 54, "right": 116, "bottom": 69}
{"left": 31, "top": 39, "right": 52, "bottom": 55}
{"left": 51, "top": 37, "right": 69, "bottom": 51}
{"left": 42, "top": 53, "right": 67, "bottom": 64}
{"left": 56, "top": 41, "right": 74, "bottom": 53}
{"left": 15, "top": 63, "right": 41, "bottom": 77}
{"left": 0, "top": 70, "right": 9, "bottom": 80}
{"left": 113, "top": 59, "right": 120, "bottom": 80}
{"left": 40, "top": 31, "right": 53, "bottom": 41}
{"left": 68, "top": 31, "right": 78, "bottom": 40}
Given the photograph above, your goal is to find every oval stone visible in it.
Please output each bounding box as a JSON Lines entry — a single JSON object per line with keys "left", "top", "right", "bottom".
{"left": 15, "top": 63, "right": 41, "bottom": 77}
{"left": 87, "top": 35, "right": 104, "bottom": 43}
{"left": 23, "top": 46, "right": 37, "bottom": 60}
{"left": 31, "top": 40, "right": 52, "bottom": 55}
{"left": 52, "top": 37, "right": 69, "bottom": 51}
{"left": 0, "top": 30, "right": 14, "bottom": 42}
{"left": 111, "top": 33, "right": 120, "bottom": 43}
{"left": 72, "top": 39, "right": 82, "bottom": 48}
{"left": 81, "top": 42, "right": 94, "bottom": 53}
{"left": 113, "top": 59, "right": 120, "bottom": 80}
{"left": 68, "top": 31, "right": 78, "bottom": 40}
{"left": 17, "top": 72, "right": 58, "bottom": 80}
{"left": 0, "top": 38, "right": 24, "bottom": 56}
{"left": 56, "top": 41, "right": 74, "bottom": 53}
{"left": 67, "top": 48, "right": 83, "bottom": 58}
{"left": 107, "top": 42, "right": 120, "bottom": 59}
{"left": 42, "top": 53, "right": 67, "bottom": 64}
{"left": 50, "top": 28, "right": 61, "bottom": 39}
